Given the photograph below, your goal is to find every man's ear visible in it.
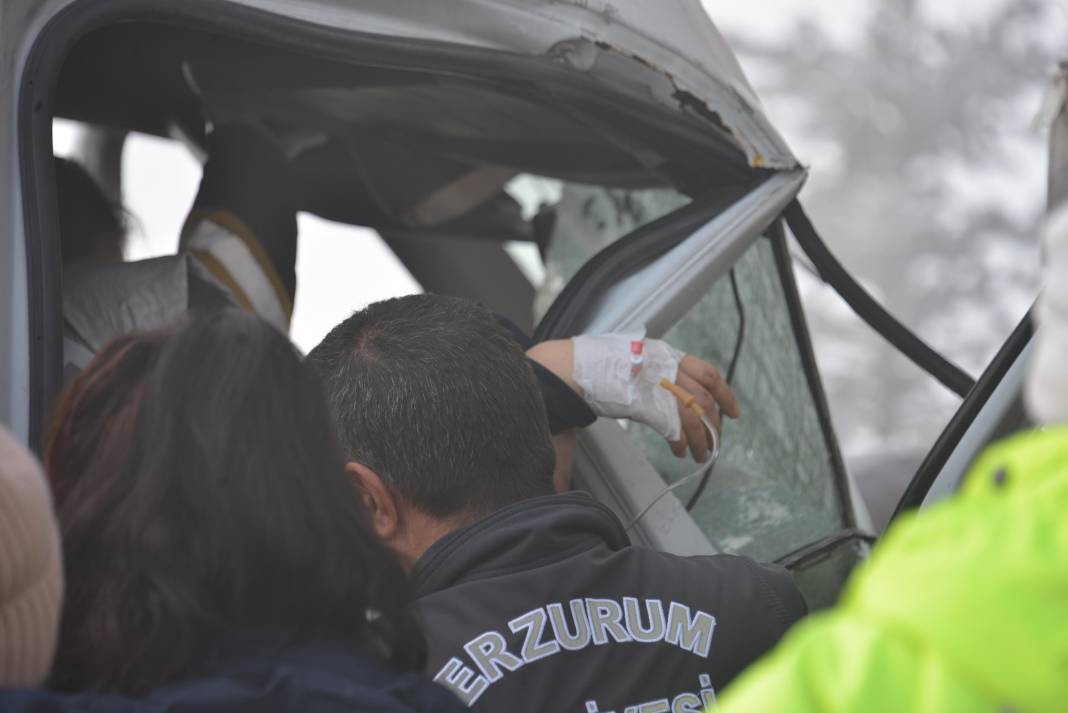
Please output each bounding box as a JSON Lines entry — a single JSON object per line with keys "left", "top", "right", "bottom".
{"left": 345, "top": 461, "right": 400, "bottom": 541}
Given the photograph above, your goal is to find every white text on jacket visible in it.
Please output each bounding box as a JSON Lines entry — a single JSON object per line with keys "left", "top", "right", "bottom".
{"left": 433, "top": 597, "right": 717, "bottom": 706}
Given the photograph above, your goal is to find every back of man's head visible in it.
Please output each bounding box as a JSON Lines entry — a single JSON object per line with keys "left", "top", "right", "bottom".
{"left": 307, "top": 294, "right": 556, "bottom": 521}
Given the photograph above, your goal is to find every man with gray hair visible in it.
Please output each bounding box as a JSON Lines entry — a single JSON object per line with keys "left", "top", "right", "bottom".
{"left": 306, "top": 294, "right": 805, "bottom": 712}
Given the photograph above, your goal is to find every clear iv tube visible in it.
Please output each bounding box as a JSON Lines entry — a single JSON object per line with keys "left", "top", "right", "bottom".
{"left": 625, "top": 414, "right": 720, "bottom": 532}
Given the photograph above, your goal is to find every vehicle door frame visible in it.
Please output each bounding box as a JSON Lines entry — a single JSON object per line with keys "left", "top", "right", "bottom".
{"left": 889, "top": 301, "right": 1034, "bottom": 519}
{"left": 533, "top": 171, "right": 866, "bottom": 556}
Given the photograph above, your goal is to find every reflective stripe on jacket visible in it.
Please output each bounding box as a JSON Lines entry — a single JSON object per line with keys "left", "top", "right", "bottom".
{"left": 718, "top": 426, "right": 1068, "bottom": 713}
{"left": 179, "top": 124, "right": 299, "bottom": 333}
{"left": 62, "top": 126, "right": 298, "bottom": 377}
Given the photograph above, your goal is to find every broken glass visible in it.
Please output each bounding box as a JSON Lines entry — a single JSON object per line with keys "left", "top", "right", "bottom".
{"left": 628, "top": 237, "right": 848, "bottom": 562}
{"left": 521, "top": 181, "right": 690, "bottom": 319}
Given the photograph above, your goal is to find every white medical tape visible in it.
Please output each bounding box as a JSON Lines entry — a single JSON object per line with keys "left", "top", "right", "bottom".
{"left": 572, "top": 333, "right": 685, "bottom": 441}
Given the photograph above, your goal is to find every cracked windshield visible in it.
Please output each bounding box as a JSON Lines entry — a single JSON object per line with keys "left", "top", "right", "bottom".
{"left": 633, "top": 238, "right": 845, "bottom": 562}
{"left": 527, "top": 180, "right": 846, "bottom": 561}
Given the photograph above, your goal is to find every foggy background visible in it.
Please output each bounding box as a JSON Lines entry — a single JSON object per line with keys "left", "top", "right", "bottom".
{"left": 711, "top": 0, "right": 1061, "bottom": 476}
{"left": 54, "top": 0, "right": 1064, "bottom": 486}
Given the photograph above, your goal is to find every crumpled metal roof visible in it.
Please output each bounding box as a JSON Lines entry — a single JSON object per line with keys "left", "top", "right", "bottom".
{"left": 235, "top": 0, "right": 798, "bottom": 169}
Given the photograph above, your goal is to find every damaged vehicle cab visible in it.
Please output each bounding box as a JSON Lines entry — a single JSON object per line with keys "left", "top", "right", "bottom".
{"left": 1, "top": 0, "right": 1026, "bottom": 611}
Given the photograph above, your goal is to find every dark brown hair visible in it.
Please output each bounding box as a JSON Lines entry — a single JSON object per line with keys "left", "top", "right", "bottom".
{"left": 46, "top": 310, "right": 425, "bottom": 695}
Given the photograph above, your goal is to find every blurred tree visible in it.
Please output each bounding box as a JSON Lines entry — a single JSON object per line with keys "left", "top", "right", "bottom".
{"left": 733, "top": 0, "right": 1053, "bottom": 455}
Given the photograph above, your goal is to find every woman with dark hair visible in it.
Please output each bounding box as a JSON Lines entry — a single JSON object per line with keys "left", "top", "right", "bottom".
{"left": 1, "top": 310, "right": 462, "bottom": 711}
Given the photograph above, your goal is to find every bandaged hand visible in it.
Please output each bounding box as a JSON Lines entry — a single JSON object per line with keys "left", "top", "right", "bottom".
{"left": 527, "top": 336, "right": 740, "bottom": 463}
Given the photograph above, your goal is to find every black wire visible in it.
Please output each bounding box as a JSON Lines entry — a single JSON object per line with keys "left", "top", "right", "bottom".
{"left": 784, "top": 200, "right": 974, "bottom": 397}
{"left": 724, "top": 270, "right": 746, "bottom": 384}
{"left": 686, "top": 268, "right": 745, "bottom": 511}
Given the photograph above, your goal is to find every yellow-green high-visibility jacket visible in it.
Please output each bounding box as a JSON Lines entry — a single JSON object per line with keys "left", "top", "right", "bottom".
{"left": 717, "top": 427, "right": 1068, "bottom": 713}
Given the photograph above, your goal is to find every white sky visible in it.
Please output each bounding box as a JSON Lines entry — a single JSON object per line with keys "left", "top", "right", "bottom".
{"left": 705, "top": 0, "right": 1064, "bottom": 47}
{"left": 705, "top": 0, "right": 1059, "bottom": 231}
{"left": 705, "top": 1, "right": 874, "bottom": 48}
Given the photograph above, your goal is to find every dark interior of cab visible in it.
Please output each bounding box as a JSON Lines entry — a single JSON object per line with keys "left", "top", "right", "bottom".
{"left": 47, "top": 18, "right": 765, "bottom": 334}
{"left": 55, "top": 21, "right": 756, "bottom": 236}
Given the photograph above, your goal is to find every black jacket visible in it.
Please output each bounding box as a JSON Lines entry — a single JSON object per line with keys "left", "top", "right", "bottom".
{"left": 0, "top": 640, "right": 464, "bottom": 712}
{"left": 412, "top": 493, "right": 807, "bottom": 712}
